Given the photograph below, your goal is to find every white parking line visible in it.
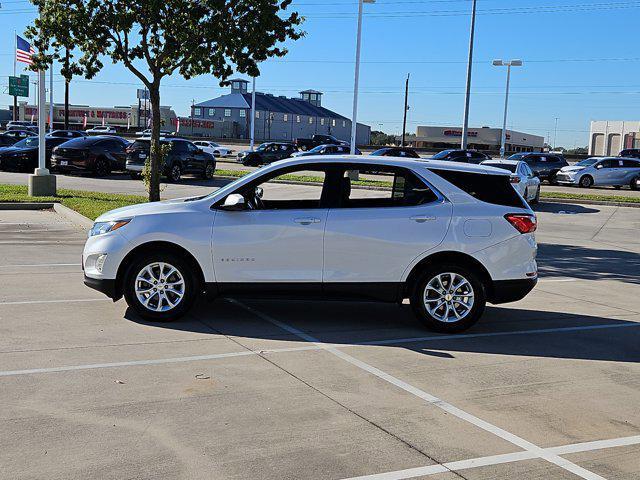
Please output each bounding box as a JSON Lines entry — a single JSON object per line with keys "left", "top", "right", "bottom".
{"left": 342, "top": 435, "right": 640, "bottom": 480}
{"left": 0, "top": 263, "right": 80, "bottom": 268}
{"left": 230, "top": 299, "right": 608, "bottom": 480}
{"left": 0, "top": 319, "right": 638, "bottom": 377}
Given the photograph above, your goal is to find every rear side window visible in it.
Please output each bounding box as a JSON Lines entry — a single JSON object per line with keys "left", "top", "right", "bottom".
{"left": 429, "top": 169, "right": 526, "bottom": 208}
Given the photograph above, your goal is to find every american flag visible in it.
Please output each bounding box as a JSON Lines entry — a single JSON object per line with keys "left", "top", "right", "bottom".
{"left": 16, "top": 35, "right": 35, "bottom": 65}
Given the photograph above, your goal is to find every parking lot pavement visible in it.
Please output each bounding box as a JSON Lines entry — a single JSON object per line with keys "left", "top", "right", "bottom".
{"left": 1, "top": 204, "right": 640, "bottom": 480}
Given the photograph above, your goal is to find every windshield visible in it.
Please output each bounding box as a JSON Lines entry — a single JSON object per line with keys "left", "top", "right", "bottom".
{"left": 484, "top": 162, "right": 517, "bottom": 173}
{"left": 575, "top": 158, "right": 598, "bottom": 167}
{"left": 432, "top": 150, "right": 454, "bottom": 159}
{"left": 256, "top": 143, "right": 269, "bottom": 151}
{"left": 13, "top": 137, "right": 38, "bottom": 148}
{"left": 508, "top": 153, "right": 526, "bottom": 160}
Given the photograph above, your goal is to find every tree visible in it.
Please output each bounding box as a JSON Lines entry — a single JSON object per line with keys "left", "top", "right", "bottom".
{"left": 27, "top": 0, "right": 302, "bottom": 201}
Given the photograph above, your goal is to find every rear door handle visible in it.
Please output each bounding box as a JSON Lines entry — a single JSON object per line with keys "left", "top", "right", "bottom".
{"left": 410, "top": 216, "right": 435, "bottom": 223}
{"left": 294, "top": 217, "right": 320, "bottom": 225}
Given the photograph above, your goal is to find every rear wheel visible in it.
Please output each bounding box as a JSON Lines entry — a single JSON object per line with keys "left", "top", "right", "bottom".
{"left": 168, "top": 163, "right": 182, "bottom": 182}
{"left": 579, "top": 175, "right": 593, "bottom": 188}
{"left": 123, "top": 252, "right": 198, "bottom": 321}
{"left": 202, "top": 162, "right": 215, "bottom": 179}
{"left": 410, "top": 264, "right": 486, "bottom": 333}
{"left": 530, "top": 186, "right": 540, "bottom": 205}
{"left": 548, "top": 172, "right": 559, "bottom": 185}
{"left": 631, "top": 176, "right": 640, "bottom": 191}
{"left": 129, "top": 172, "right": 141, "bottom": 180}
{"left": 94, "top": 158, "right": 110, "bottom": 177}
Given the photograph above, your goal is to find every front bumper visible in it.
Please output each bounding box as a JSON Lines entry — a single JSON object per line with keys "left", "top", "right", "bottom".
{"left": 489, "top": 278, "right": 537, "bottom": 304}
{"left": 555, "top": 173, "right": 578, "bottom": 185}
{"left": 126, "top": 164, "right": 144, "bottom": 172}
{"left": 84, "top": 275, "right": 119, "bottom": 300}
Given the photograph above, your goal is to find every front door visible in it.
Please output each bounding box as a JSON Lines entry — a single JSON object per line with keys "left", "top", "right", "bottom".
{"left": 212, "top": 165, "right": 332, "bottom": 287}
{"left": 323, "top": 165, "right": 452, "bottom": 285}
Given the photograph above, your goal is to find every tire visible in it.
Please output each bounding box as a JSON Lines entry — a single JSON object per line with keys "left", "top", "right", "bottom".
{"left": 94, "top": 158, "right": 110, "bottom": 177}
{"left": 168, "top": 163, "right": 181, "bottom": 182}
{"left": 523, "top": 188, "right": 529, "bottom": 202}
{"left": 530, "top": 186, "right": 540, "bottom": 205}
{"left": 129, "top": 172, "right": 141, "bottom": 180}
{"left": 548, "top": 172, "right": 559, "bottom": 185}
{"left": 631, "top": 176, "right": 640, "bottom": 191}
{"left": 202, "top": 162, "right": 215, "bottom": 179}
{"left": 579, "top": 175, "right": 593, "bottom": 188}
{"left": 410, "top": 264, "right": 486, "bottom": 333}
{"left": 123, "top": 251, "right": 198, "bottom": 321}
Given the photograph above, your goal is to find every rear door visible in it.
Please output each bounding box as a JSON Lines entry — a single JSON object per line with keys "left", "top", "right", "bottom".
{"left": 323, "top": 164, "right": 452, "bottom": 287}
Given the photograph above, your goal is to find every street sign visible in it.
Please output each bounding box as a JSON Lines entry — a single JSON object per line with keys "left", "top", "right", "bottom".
{"left": 137, "top": 88, "right": 149, "bottom": 100}
{"left": 9, "top": 75, "right": 29, "bottom": 97}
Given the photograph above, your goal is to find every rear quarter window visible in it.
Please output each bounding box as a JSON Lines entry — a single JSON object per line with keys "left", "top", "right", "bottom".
{"left": 429, "top": 169, "right": 527, "bottom": 208}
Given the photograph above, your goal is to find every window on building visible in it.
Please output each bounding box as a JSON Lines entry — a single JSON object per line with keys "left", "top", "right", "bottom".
{"left": 309, "top": 117, "right": 314, "bottom": 124}
{"left": 193, "top": 107, "right": 202, "bottom": 116}
{"left": 256, "top": 111, "right": 260, "bottom": 119}
{"left": 224, "top": 109, "right": 231, "bottom": 117}
{"left": 208, "top": 108, "right": 215, "bottom": 116}
{"left": 283, "top": 114, "right": 289, "bottom": 122}
{"left": 343, "top": 120, "right": 346, "bottom": 128}
{"left": 232, "top": 81, "right": 240, "bottom": 90}
{"left": 296, "top": 115, "right": 301, "bottom": 123}
{"left": 320, "top": 118, "right": 325, "bottom": 126}
{"left": 332, "top": 119, "right": 336, "bottom": 127}
{"left": 239, "top": 110, "right": 246, "bottom": 118}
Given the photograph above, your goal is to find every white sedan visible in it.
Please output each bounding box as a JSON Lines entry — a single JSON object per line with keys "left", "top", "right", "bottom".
{"left": 86, "top": 125, "right": 117, "bottom": 134}
{"left": 193, "top": 141, "right": 233, "bottom": 157}
{"left": 481, "top": 159, "right": 541, "bottom": 204}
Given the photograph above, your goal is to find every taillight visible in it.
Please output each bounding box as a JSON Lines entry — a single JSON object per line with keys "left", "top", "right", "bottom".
{"left": 510, "top": 176, "right": 520, "bottom": 184}
{"left": 505, "top": 213, "right": 537, "bottom": 234}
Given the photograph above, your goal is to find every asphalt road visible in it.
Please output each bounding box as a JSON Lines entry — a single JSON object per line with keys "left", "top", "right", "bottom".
{"left": 1, "top": 162, "right": 640, "bottom": 200}
{"left": 0, "top": 202, "right": 639, "bottom": 479}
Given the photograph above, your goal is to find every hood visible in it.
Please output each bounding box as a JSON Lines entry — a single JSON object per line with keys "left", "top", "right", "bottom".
{"left": 95, "top": 196, "right": 203, "bottom": 222}
{"left": 0, "top": 146, "right": 35, "bottom": 156}
{"left": 560, "top": 165, "right": 586, "bottom": 173}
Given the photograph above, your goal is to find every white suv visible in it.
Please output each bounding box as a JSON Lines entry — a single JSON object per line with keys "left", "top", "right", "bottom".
{"left": 83, "top": 156, "right": 538, "bottom": 332}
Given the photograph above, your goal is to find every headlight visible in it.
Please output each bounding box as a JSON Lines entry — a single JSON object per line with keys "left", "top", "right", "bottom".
{"left": 88, "top": 219, "right": 131, "bottom": 237}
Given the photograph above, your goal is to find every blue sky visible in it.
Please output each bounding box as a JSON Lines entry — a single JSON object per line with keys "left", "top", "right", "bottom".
{"left": 1, "top": 0, "right": 640, "bottom": 147}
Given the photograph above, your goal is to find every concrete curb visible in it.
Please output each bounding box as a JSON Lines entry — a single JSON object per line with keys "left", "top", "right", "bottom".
{"left": 0, "top": 202, "right": 54, "bottom": 210}
{"left": 52, "top": 203, "right": 94, "bottom": 230}
{"left": 540, "top": 197, "right": 640, "bottom": 209}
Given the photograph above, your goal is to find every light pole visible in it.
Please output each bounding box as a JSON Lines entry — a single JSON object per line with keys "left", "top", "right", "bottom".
{"left": 553, "top": 117, "right": 559, "bottom": 151}
{"left": 493, "top": 59, "right": 522, "bottom": 159}
{"left": 350, "top": 0, "right": 375, "bottom": 155}
{"left": 461, "top": 0, "right": 477, "bottom": 150}
{"left": 250, "top": 77, "right": 256, "bottom": 151}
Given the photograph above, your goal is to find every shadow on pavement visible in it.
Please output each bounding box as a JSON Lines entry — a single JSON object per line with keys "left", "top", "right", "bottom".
{"left": 538, "top": 243, "right": 640, "bottom": 284}
{"left": 534, "top": 202, "right": 600, "bottom": 214}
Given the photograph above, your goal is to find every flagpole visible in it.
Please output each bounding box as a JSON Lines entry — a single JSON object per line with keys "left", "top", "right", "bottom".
{"left": 13, "top": 31, "right": 17, "bottom": 121}
{"left": 49, "top": 62, "right": 54, "bottom": 132}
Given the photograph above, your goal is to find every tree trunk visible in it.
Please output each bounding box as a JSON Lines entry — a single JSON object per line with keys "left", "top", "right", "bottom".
{"left": 148, "top": 83, "right": 162, "bottom": 202}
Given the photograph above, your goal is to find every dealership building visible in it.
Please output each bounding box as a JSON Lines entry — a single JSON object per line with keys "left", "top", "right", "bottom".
{"left": 409, "top": 125, "right": 544, "bottom": 153}
{"left": 192, "top": 79, "right": 371, "bottom": 144}
{"left": 589, "top": 120, "right": 640, "bottom": 156}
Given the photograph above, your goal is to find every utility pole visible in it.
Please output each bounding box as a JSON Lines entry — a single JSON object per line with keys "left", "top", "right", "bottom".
{"left": 461, "top": 0, "right": 477, "bottom": 150}
{"left": 191, "top": 99, "right": 195, "bottom": 136}
{"left": 13, "top": 30, "right": 17, "bottom": 122}
{"left": 64, "top": 49, "right": 69, "bottom": 130}
{"left": 401, "top": 73, "right": 410, "bottom": 147}
{"left": 553, "top": 117, "right": 559, "bottom": 151}
{"left": 49, "top": 62, "right": 54, "bottom": 132}
{"left": 250, "top": 77, "right": 256, "bottom": 150}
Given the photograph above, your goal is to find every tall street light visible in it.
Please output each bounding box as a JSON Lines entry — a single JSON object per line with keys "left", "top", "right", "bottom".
{"left": 350, "top": 0, "right": 375, "bottom": 156}
{"left": 461, "top": 0, "right": 477, "bottom": 150}
{"left": 493, "top": 59, "right": 522, "bottom": 159}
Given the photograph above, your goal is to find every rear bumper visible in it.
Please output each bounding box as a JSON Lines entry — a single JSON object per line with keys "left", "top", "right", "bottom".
{"left": 126, "top": 164, "right": 144, "bottom": 172}
{"left": 84, "top": 275, "right": 120, "bottom": 300}
{"left": 489, "top": 278, "right": 537, "bottom": 304}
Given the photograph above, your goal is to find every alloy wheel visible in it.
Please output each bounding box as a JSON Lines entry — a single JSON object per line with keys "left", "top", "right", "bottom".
{"left": 423, "top": 272, "right": 475, "bottom": 323}
{"left": 134, "top": 262, "right": 185, "bottom": 312}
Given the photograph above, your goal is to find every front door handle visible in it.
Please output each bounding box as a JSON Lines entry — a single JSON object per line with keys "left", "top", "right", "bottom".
{"left": 294, "top": 217, "right": 320, "bottom": 225}
{"left": 410, "top": 216, "right": 435, "bottom": 223}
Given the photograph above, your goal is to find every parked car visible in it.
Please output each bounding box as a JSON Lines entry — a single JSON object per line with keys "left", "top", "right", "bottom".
{"left": 291, "top": 144, "right": 361, "bottom": 157}
{"left": 431, "top": 149, "right": 491, "bottom": 163}
{"left": 49, "top": 130, "right": 88, "bottom": 139}
{"left": 507, "top": 152, "right": 568, "bottom": 184}
{"left": 192, "top": 140, "right": 233, "bottom": 157}
{"left": 370, "top": 147, "right": 421, "bottom": 158}
{"left": 82, "top": 156, "right": 537, "bottom": 332}
{"left": 619, "top": 148, "right": 640, "bottom": 159}
{"left": 294, "top": 134, "right": 347, "bottom": 151}
{"left": 5, "top": 120, "right": 36, "bottom": 131}
{"left": 481, "top": 159, "right": 541, "bottom": 204}
{"left": 7, "top": 124, "right": 38, "bottom": 134}
{"left": 0, "top": 135, "right": 71, "bottom": 172}
{"left": 86, "top": 125, "right": 117, "bottom": 134}
{"left": 125, "top": 137, "right": 216, "bottom": 181}
{"left": 0, "top": 130, "right": 33, "bottom": 146}
{"left": 51, "top": 135, "right": 129, "bottom": 176}
{"left": 136, "top": 129, "right": 173, "bottom": 137}
{"left": 237, "top": 142, "right": 298, "bottom": 166}
{"left": 555, "top": 157, "right": 640, "bottom": 189}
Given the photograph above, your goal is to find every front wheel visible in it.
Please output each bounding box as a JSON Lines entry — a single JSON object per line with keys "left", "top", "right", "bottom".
{"left": 579, "top": 175, "right": 593, "bottom": 188}
{"left": 202, "top": 162, "right": 215, "bottom": 179}
{"left": 631, "top": 176, "right": 640, "bottom": 191}
{"left": 123, "top": 252, "right": 198, "bottom": 321}
{"left": 411, "top": 265, "right": 486, "bottom": 333}
{"left": 94, "top": 158, "right": 110, "bottom": 177}
{"left": 168, "top": 163, "right": 182, "bottom": 182}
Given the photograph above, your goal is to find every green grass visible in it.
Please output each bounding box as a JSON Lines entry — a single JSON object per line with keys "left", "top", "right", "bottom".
{"left": 540, "top": 191, "right": 640, "bottom": 204}
{"left": 0, "top": 185, "right": 147, "bottom": 220}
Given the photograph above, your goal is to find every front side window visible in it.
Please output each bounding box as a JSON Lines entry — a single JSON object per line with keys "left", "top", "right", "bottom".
{"left": 339, "top": 166, "right": 438, "bottom": 208}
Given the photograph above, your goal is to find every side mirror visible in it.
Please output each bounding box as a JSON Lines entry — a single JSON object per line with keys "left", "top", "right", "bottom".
{"left": 595, "top": 164, "right": 603, "bottom": 169}
{"left": 220, "top": 194, "right": 246, "bottom": 211}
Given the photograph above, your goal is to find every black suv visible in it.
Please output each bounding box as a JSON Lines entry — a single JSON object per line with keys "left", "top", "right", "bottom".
{"left": 125, "top": 138, "right": 216, "bottom": 182}
{"left": 431, "top": 149, "right": 491, "bottom": 164}
{"left": 370, "top": 147, "right": 421, "bottom": 158}
{"left": 619, "top": 149, "right": 640, "bottom": 159}
{"left": 508, "top": 152, "right": 569, "bottom": 183}
{"left": 237, "top": 142, "right": 298, "bottom": 166}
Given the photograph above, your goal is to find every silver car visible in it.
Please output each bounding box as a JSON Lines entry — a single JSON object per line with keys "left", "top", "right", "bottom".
{"left": 481, "top": 159, "right": 541, "bottom": 204}
{"left": 556, "top": 157, "right": 640, "bottom": 189}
